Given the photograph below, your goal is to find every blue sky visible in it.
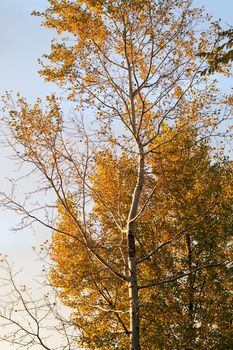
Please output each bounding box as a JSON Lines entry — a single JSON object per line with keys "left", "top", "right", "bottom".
{"left": 0, "top": 0, "right": 232, "bottom": 101}
{"left": 0, "top": 0, "right": 54, "bottom": 99}
{"left": 0, "top": 0, "right": 54, "bottom": 268}
{"left": 0, "top": 1, "right": 232, "bottom": 348}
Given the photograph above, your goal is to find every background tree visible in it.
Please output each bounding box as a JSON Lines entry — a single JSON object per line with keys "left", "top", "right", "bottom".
{"left": 144, "top": 128, "right": 233, "bottom": 349}
{"left": 199, "top": 28, "right": 233, "bottom": 75}
{"left": 1, "top": 0, "right": 232, "bottom": 349}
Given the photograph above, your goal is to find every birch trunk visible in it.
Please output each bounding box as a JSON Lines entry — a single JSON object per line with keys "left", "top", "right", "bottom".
{"left": 127, "top": 151, "right": 144, "bottom": 350}
{"left": 128, "top": 228, "right": 140, "bottom": 350}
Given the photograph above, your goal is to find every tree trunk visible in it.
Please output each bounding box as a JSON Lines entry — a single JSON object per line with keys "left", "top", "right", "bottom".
{"left": 186, "top": 234, "right": 196, "bottom": 347}
{"left": 127, "top": 151, "right": 144, "bottom": 350}
{"left": 128, "top": 227, "right": 140, "bottom": 350}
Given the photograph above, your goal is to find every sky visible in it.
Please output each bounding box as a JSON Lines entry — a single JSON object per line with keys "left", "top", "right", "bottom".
{"left": 0, "top": 0, "right": 55, "bottom": 287}
{"left": 0, "top": 1, "right": 232, "bottom": 349}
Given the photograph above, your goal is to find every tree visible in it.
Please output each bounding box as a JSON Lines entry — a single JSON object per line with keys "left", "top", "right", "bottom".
{"left": 0, "top": 255, "right": 80, "bottom": 350}
{"left": 49, "top": 126, "right": 233, "bottom": 349}
{"left": 199, "top": 28, "right": 233, "bottom": 75}
{"left": 145, "top": 130, "right": 233, "bottom": 349}
{"left": 1, "top": 0, "right": 232, "bottom": 349}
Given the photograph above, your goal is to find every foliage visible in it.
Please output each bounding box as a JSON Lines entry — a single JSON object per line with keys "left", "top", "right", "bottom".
{"left": 199, "top": 29, "right": 233, "bottom": 75}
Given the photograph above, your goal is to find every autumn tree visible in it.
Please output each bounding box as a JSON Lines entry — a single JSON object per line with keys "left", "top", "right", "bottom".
{"left": 1, "top": 0, "right": 232, "bottom": 349}
{"left": 144, "top": 128, "right": 232, "bottom": 349}
{"left": 49, "top": 126, "right": 232, "bottom": 349}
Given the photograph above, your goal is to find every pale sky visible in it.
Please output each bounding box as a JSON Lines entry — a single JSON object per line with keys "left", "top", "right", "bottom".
{"left": 0, "top": 1, "right": 232, "bottom": 349}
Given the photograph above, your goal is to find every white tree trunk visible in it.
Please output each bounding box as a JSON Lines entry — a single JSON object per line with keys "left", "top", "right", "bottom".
{"left": 127, "top": 151, "right": 144, "bottom": 350}
{"left": 128, "top": 227, "right": 140, "bottom": 350}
